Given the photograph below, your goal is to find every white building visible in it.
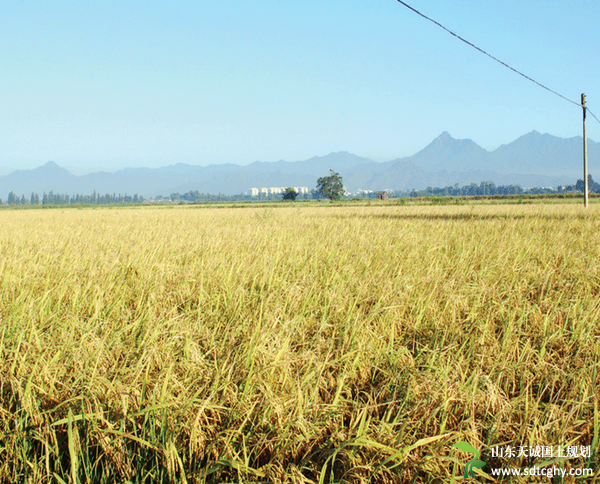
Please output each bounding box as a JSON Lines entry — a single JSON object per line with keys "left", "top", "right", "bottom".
{"left": 249, "top": 186, "right": 310, "bottom": 197}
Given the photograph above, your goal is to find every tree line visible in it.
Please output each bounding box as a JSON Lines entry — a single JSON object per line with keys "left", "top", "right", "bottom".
{"left": 168, "top": 190, "right": 314, "bottom": 202}
{"left": 4, "top": 191, "right": 145, "bottom": 206}
{"left": 4, "top": 174, "right": 598, "bottom": 206}
{"left": 364, "top": 175, "right": 600, "bottom": 199}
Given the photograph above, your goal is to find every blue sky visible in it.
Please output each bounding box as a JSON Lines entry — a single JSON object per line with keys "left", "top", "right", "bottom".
{"left": 1, "top": 0, "right": 598, "bottom": 174}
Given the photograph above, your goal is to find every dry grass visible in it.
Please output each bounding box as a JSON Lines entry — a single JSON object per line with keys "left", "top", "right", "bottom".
{"left": 1, "top": 203, "right": 599, "bottom": 483}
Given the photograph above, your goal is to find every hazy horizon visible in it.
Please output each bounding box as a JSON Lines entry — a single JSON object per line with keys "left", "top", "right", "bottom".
{"left": 0, "top": 129, "right": 595, "bottom": 178}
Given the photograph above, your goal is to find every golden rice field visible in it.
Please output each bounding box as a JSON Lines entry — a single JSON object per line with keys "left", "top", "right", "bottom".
{"left": 1, "top": 201, "right": 599, "bottom": 483}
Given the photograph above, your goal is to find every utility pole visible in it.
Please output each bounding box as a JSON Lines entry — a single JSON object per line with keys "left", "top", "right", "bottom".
{"left": 582, "top": 93, "right": 589, "bottom": 207}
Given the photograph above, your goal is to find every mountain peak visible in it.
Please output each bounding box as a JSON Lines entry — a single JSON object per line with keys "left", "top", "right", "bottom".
{"left": 436, "top": 131, "right": 454, "bottom": 143}
{"left": 29, "top": 160, "right": 74, "bottom": 178}
{"left": 520, "top": 130, "right": 543, "bottom": 139}
{"left": 412, "top": 131, "right": 488, "bottom": 172}
{"left": 512, "top": 130, "right": 563, "bottom": 146}
{"left": 38, "top": 161, "right": 64, "bottom": 172}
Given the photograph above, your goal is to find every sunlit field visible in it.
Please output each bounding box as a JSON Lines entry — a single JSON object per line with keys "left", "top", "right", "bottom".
{"left": 1, "top": 202, "right": 599, "bottom": 483}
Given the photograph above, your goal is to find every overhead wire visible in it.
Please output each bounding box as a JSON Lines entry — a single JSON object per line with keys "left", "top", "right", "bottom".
{"left": 394, "top": 0, "right": 584, "bottom": 110}
{"left": 588, "top": 108, "right": 600, "bottom": 125}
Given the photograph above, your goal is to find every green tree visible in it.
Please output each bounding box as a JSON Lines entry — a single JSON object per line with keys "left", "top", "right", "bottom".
{"left": 576, "top": 174, "right": 600, "bottom": 193}
{"left": 316, "top": 170, "right": 344, "bottom": 201}
{"left": 282, "top": 187, "right": 298, "bottom": 201}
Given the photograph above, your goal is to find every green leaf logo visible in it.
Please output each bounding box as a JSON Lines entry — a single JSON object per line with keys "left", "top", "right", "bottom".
{"left": 452, "top": 441, "right": 485, "bottom": 479}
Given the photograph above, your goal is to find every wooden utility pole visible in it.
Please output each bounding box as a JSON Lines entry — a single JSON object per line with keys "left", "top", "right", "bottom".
{"left": 582, "top": 93, "right": 589, "bottom": 207}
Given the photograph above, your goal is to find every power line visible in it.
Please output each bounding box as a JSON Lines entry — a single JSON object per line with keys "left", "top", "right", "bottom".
{"left": 588, "top": 108, "right": 600, "bottom": 125}
{"left": 394, "top": 0, "right": 582, "bottom": 108}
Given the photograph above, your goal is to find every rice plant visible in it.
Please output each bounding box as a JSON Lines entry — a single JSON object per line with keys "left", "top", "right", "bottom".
{"left": 0, "top": 202, "right": 598, "bottom": 482}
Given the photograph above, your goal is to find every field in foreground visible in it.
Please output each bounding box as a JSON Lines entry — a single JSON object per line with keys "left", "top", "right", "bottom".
{"left": 1, "top": 203, "right": 599, "bottom": 483}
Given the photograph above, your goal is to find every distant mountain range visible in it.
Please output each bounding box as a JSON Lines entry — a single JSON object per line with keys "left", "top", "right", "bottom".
{"left": 1, "top": 131, "right": 598, "bottom": 198}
